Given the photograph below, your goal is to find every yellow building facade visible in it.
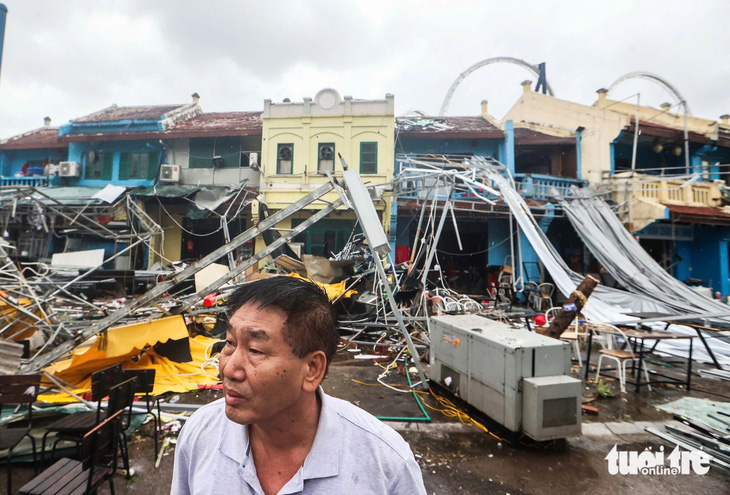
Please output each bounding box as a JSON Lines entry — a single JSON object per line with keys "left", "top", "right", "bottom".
{"left": 256, "top": 89, "right": 395, "bottom": 257}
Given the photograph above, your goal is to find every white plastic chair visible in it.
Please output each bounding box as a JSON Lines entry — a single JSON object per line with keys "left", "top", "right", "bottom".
{"left": 535, "top": 283, "right": 554, "bottom": 312}
{"left": 545, "top": 307, "right": 582, "bottom": 366}
{"left": 594, "top": 324, "right": 651, "bottom": 393}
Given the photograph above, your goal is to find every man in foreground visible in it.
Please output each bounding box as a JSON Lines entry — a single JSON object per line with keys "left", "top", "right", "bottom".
{"left": 171, "top": 276, "right": 426, "bottom": 495}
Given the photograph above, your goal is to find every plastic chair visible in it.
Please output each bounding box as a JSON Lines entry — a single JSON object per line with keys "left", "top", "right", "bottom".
{"left": 524, "top": 281, "right": 539, "bottom": 310}
{"left": 535, "top": 283, "right": 554, "bottom": 312}
{"left": 0, "top": 374, "right": 41, "bottom": 495}
{"left": 594, "top": 325, "right": 652, "bottom": 393}
{"left": 545, "top": 307, "right": 582, "bottom": 366}
{"left": 496, "top": 271, "right": 514, "bottom": 309}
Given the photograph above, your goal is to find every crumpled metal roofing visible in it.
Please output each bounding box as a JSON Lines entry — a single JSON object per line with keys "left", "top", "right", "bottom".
{"left": 396, "top": 116, "right": 503, "bottom": 138}
{"left": 0, "top": 186, "right": 109, "bottom": 206}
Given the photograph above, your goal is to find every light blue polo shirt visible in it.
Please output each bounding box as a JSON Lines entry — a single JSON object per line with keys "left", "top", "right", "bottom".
{"left": 171, "top": 388, "right": 426, "bottom": 495}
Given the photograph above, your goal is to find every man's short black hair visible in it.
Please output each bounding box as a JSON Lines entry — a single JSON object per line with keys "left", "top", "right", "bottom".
{"left": 227, "top": 276, "right": 339, "bottom": 374}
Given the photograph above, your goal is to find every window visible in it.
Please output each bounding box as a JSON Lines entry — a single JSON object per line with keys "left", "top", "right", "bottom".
{"left": 277, "top": 143, "right": 294, "bottom": 174}
{"left": 189, "top": 137, "right": 244, "bottom": 169}
{"left": 318, "top": 143, "right": 335, "bottom": 173}
{"left": 291, "top": 219, "right": 360, "bottom": 257}
{"left": 360, "top": 142, "right": 377, "bottom": 174}
{"left": 85, "top": 152, "right": 113, "bottom": 180}
{"left": 119, "top": 152, "right": 160, "bottom": 180}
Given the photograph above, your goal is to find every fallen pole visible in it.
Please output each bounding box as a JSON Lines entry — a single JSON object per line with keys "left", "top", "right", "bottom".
{"left": 544, "top": 274, "right": 599, "bottom": 339}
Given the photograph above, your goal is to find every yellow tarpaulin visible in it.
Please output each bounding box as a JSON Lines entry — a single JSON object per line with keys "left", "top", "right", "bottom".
{"left": 288, "top": 273, "right": 357, "bottom": 300}
{"left": 39, "top": 316, "right": 220, "bottom": 403}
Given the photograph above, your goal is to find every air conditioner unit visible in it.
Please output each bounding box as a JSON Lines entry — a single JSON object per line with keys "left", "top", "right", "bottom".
{"left": 159, "top": 164, "right": 181, "bottom": 183}
{"left": 58, "top": 161, "right": 80, "bottom": 177}
{"left": 430, "top": 314, "right": 581, "bottom": 441}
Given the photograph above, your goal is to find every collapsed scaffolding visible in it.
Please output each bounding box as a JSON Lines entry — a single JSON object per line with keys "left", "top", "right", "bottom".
{"left": 2, "top": 155, "right": 729, "bottom": 402}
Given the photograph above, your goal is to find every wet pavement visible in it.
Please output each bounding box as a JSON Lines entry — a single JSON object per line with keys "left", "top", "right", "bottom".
{"left": 2, "top": 355, "right": 729, "bottom": 494}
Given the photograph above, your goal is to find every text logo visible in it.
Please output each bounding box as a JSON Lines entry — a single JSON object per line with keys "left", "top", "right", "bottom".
{"left": 605, "top": 444, "right": 710, "bottom": 475}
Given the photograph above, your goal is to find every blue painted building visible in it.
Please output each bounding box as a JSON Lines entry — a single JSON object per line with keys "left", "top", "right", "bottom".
{"left": 0, "top": 96, "right": 262, "bottom": 269}
{"left": 393, "top": 110, "right": 585, "bottom": 295}
{"left": 58, "top": 101, "right": 200, "bottom": 188}
{"left": 611, "top": 118, "right": 730, "bottom": 297}
{"left": 0, "top": 117, "right": 66, "bottom": 186}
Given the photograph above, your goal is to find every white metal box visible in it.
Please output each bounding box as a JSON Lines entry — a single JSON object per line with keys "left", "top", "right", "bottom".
{"left": 523, "top": 376, "right": 582, "bottom": 441}
{"left": 430, "top": 314, "right": 580, "bottom": 439}
{"left": 159, "top": 164, "right": 181, "bottom": 183}
{"left": 58, "top": 161, "right": 80, "bottom": 177}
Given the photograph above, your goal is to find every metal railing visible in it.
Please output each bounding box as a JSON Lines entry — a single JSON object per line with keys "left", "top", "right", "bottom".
{"left": 0, "top": 176, "right": 49, "bottom": 187}
{"left": 396, "top": 154, "right": 586, "bottom": 201}
{"left": 513, "top": 173, "right": 587, "bottom": 200}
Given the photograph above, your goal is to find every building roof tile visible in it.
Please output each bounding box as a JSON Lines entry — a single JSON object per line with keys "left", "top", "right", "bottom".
{"left": 73, "top": 104, "right": 186, "bottom": 123}
{"left": 0, "top": 127, "right": 65, "bottom": 150}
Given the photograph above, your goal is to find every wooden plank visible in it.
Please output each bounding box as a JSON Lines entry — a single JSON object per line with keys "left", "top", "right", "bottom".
{"left": 0, "top": 393, "right": 37, "bottom": 404}
{"left": 20, "top": 458, "right": 79, "bottom": 494}
{"left": 54, "top": 469, "right": 89, "bottom": 495}
{"left": 37, "top": 462, "right": 85, "bottom": 495}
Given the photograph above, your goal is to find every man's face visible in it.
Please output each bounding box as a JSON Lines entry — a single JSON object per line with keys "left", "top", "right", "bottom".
{"left": 219, "top": 302, "right": 311, "bottom": 426}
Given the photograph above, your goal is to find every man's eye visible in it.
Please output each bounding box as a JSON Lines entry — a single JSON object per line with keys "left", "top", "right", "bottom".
{"left": 249, "top": 348, "right": 263, "bottom": 355}
{"left": 225, "top": 340, "right": 234, "bottom": 347}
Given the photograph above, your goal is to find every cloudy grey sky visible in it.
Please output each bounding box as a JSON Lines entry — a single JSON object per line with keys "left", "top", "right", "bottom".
{"left": 0, "top": 0, "right": 728, "bottom": 138}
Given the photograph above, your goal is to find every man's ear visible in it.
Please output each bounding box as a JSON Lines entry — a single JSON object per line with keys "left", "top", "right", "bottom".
{"left": 302, "top": 351, "right": 327, "bottom": 393}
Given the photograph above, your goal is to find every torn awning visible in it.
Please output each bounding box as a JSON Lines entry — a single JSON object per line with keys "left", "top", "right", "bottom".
{"left": 40, "top": 315, "right": 220, "bottom": 399}
{"left": 131, "top": 184, "right": 250, "bottom": 220}
{"left": 130, "top": 184, "right": 202, "bottom": 198}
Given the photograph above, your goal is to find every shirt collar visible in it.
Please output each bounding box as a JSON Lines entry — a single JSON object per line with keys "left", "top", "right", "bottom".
{"left": 217, "top": 387, "right": 341, "bottom": 479}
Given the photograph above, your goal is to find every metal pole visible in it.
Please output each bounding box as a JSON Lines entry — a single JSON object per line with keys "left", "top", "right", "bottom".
{"left": 46, "top": 236, "right": 150, "bottom": 299}
{"left": 176, "top": 199, "right": 342, "bottom": 313}
{"left": 683, "top": 100, "right": 690, "bottom": 174}
{"left": 21, "top": 182, "right": 336, "bottom": 373}
{"left": 419, "top": 186, "right": 453, "bottom": 288}
{"left": 631, "top": 94, "right": 640, "bottom": 171}
{"left": 371, "top": 250, "right": 429, "bottom": 389}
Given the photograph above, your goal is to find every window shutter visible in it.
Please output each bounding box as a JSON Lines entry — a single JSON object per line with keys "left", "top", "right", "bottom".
{"left": 102, "top": 153, "right": 114, "bottom": 180}
{"left": 119, "top": 153, "right": 130, "bottom": 180}
{"left": 147, "top": 152, "right": 160, "bottom": 180}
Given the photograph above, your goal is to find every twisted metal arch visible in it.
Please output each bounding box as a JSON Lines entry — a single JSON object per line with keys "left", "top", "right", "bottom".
{"left": 439, "top": 57, "right": 554, "bottom": 116}
{"left": 607, "top": 71, "right": 690, "bottom": 115}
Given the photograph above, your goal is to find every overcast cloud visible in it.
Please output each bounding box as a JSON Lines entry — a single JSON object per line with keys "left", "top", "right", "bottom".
{"left": 0, "top": 0, "right": 728, "bottom": 138}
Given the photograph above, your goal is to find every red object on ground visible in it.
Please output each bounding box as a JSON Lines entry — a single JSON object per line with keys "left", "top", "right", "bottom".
{"left": 203, "top": 293, "right": 217, "bottom": 307}
{"left": 395, "top": 245, "right": 410, "bottom": 264}
{"left": 534, "top": 314, "right": 547, "bottom": 326}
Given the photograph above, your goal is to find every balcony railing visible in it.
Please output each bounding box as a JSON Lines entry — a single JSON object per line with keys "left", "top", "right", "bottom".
{"left": 600, "top": 171, "right": 722, "bottom": 207}
{"left": 0, "top": 176, "right": 49, "bottom": 187}
{"left": 513, "top": 174, "right": 587, "bottom": 200}
{"left": 395, "top": 154, "right": 587, "bottom": 201}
